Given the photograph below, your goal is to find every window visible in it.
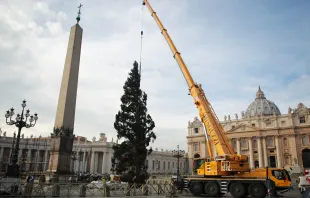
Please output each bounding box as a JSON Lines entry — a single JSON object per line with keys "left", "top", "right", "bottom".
{"left": 194, "top": 143, "right": 199, "bottom": 152}
{"left": 158, "top": 161, "right": 160, "bottom": 169}
{"left": 232, "top": 125, "right": 235, "bottom": 129}
{"left": 253, "top": 140, "right": 257, "bottom": 148}
{"left": 302, "top": 136, "right": 308, "bottom": 146}
{"left": 252, "top": 123, "right": 255, "bottom": 127}
{"left": 168, "top": 162, "right": 170, "bottom": 170}
{"left": 163, "top": 161, "right": 165, "bottom": 170}
{"left": 241, "top": 139, "right": 247, "bottom": 148}
{"left": 172, "top": 162, "right": 174, "bottom": 168}
{"left": 194, "top": 128, "right": 199, "bottom": 133}
{"left": 300, "top": 116, "right": 306, "bottom": 124}
{"left": 232, "top": 141, "right": 237, "bottom": 150}
{"left": 272, "top": 170, "right": 286, "bottom": 180}
{"left": 152, "top": 160, "right": 155, "bottom": 170}
{"left": 267, "top": 138, "right": 274, "bottom": 147}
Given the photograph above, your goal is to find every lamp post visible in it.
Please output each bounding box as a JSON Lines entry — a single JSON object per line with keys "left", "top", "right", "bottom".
{"left": 10, "top": 132, "right": 16, "bottom": 163}
{"left": 5, "top": 100, "right": 38, "bottom": 177}
{"left": 172, "top": 145, "right": 185, "bottom": 181}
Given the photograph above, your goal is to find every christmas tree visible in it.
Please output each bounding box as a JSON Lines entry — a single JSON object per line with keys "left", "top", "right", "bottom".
{"left": 112, "top": 61, "right": 156, "bottom": 184}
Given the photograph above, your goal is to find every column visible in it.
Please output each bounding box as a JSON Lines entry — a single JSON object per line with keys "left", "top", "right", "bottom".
{"left": 78, "top": 152, "right": 82, "bottom": 172}
{"left": 289, "top": 135, "right": 298, "bottom": 166}
{"left": 0, "top": 147, "right": 4, "bottom": 161}
{"left": 94, "top": 152, "right": 98, "bottom": 173}
{"left": 18, "top": 149, "right": 23, "bottom": 162}
{"left": 104, "top": 152, "right": 109, "bottom": 173}
{"left": 262, "top": 137, "right": 268, "bottom": 167}
{"left": 26, "top": 149, "right": 32, "bottom": 171}
{"left": 102, "top": 152, "right": 105, "bottom": 174}
{"left": 248, "top": 138, "right": 254, "bottom": 169}
{"left": 82, "top": 151, "right": 86, "bottom": 173}
{"left": 108, "top": 152, "right": 112, "bottom": 173}
{"left": 275, "top": 136, "right": 282, "bottom": 167}
{"left": 236, "top": 138, "right": 241, "bottom": 154}
{"left": 90, "top": 151, "right": 95, "bottom": 173}
{"left": 0, "top": 147, "right": 4, "bottom": 169}
{"left": 257, "top": 137, "right": 263, "bottom": 168}
{"left": 87, "top": 151, "right": 91, "bottom": 173}
{"left": 8, "top": 148, "right": 12, "bottom": 163}
{"left": 43, "top": 150, "right": 49, "bottom": 171}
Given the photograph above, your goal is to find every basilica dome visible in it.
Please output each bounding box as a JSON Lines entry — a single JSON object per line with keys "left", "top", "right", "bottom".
{"left": 245, "top": 86, "right": 281, "bottom": 117}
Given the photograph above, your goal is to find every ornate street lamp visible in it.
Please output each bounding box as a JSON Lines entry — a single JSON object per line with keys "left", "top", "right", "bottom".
{"left": 5, "top": 100, "right": 38, "bottom": 177}
{"left": 172, "top": 145, "right": 185, "bottom": 181}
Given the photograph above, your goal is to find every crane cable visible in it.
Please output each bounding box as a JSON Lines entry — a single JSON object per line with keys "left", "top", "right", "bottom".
{"left": 139, "top": 1, "right": 145, "bottom": 76}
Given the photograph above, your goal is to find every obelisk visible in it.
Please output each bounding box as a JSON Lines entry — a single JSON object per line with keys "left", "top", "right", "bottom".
{"left": 47, "top": 4, "right": 83, "bottom": 176}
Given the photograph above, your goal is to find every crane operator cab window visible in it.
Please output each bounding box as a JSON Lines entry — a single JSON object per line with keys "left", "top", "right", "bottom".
{"left": 272, "top": 170, "right": 287, "bottom": 180}
{"left": 193, "top": 159, "right": 204, "bottom": 174}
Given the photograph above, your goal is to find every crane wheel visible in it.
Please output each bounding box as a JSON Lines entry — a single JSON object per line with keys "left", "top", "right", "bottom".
{"left": 189, "top": 182, "right": 203, "bottom": 196}
{"left": 229, "top": 182, "right": 247, "bottom": 198}
{"left": 248, "top": 183, "right": 266, "bottom": 198}
{"left": 204, "top": 182, "right": 220, "bottom": 197}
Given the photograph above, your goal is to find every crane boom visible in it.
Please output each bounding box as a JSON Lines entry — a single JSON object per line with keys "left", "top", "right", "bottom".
{"left": 143, "top": 0, "right": 235, "bottom": 157}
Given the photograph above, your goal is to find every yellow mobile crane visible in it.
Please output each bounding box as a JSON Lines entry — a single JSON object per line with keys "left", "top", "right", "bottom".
{"left": 143, "top": 1, "right": 292, "bottom": 198}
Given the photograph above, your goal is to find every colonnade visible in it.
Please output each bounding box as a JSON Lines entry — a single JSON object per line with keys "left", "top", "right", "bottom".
{"left": 0, "top": 146, "right": 50, "bottom": 172}
{"left": 72, "top": 150, "right": 112, "bottom": 174}
{"left": 233, "top": 135, "right": 287, "bottom": 168}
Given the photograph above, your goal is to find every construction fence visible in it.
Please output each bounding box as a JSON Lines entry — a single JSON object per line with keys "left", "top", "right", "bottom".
{"left": 0, "top": 179, "right": 186, "bottom": 197}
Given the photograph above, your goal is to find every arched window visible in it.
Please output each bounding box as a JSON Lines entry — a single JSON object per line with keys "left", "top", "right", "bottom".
{"left": 267, "top": 138, "right": 274, "bottom": 147}
{"left": 283, "top": 138, "right": 288, "bottom": 147}
{"left": 302, "top": 136, "right": 308, "bottom": 146}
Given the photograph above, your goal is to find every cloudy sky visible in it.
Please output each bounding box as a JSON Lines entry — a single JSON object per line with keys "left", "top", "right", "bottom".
{"left": 0, "top": 0, "right": 309, "bottom": 150}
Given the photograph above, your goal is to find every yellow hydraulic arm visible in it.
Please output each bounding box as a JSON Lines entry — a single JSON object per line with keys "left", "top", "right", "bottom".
{"left": 143, "top": 0, "right": 236, "bottom": 158}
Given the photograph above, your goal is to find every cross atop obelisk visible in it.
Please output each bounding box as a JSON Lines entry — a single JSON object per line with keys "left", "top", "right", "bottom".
{"left": 76, "top": 3, "right": 83, "bottom": 24}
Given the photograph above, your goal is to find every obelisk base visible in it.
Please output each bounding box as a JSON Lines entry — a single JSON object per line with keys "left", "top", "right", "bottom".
{"left": 47, "top": 135, "right": 74, "bottom": 183}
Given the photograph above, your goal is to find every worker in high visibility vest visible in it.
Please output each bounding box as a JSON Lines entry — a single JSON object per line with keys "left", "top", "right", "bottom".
{"left": 101, "top": 176, "right": 106, "bottom": 184}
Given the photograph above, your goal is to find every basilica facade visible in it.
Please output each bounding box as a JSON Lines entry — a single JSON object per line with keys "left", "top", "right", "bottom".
{"left": 187, "top": 87, "right": 310, "bottom": 170}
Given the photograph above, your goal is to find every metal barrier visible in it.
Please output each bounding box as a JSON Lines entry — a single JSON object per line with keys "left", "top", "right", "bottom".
{"left": 0, "top": 180, "right": 183, "bottom": 197}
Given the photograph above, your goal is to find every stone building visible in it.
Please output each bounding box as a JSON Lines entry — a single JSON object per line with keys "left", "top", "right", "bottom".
{"left": 0, "top": 131, "right": 188, "bottom": 175}
{"left": 187, "top": 87, "right": 310, "bottom": 169}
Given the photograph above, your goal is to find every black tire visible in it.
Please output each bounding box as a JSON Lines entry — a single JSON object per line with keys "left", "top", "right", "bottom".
{"left": 189, "top": 182, "right": 203, "bottom": 196}
{"left": 204, "top": 182, "right": 220, "bottom": 197}
{"left": 229, "top": 182, "right": 247, "bottom": 198}
{"left": 248, "top": 183, "right": 267, "bottom": 198}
